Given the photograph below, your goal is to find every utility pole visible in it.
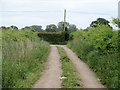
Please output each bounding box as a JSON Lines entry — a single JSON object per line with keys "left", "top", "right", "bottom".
{"left": 118, "top": 1, "right": 120, "bottom": 30}
{"left": 64, "top": 9, "right": 66, "bottom": 32}
{"left": 63, "top": 9, "right": 69, "bottom": 41}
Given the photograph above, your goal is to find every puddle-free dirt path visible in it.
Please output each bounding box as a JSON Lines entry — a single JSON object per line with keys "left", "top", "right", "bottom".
{"left": 58, "top": 45, "right": 105, "bottom": 88}
{"left": 33, "top": 45, "right": 105, "bottom": 88}
{"left": 33, "top": 45, "right": 62, "bottom": 88}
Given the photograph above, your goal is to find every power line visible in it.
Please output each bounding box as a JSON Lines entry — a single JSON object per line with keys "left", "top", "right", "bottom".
{"left": 0, "top": 10, "right": 115, "bottom": 16}
{"left": 69, "top": 11, "right": 112, "bottom": 15}
{"left": 0, "top": 10, "right": 62, "bottom": 12}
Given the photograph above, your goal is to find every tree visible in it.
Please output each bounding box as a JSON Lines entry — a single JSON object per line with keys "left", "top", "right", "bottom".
{"left": 112, "top": 18, "right": 120, "bottom": 28}
{"left": 57, "top": 22, "right": 69, "bottom": 32}
{"left": 45, "top": 24, "right": 57, "bottom": 32}
{"left": 0, "top": 26, "right": 7, "bottom": 30}
{"left": 21, "top": 25, "right": 43, "bottom": 32}
{"left": 10, "top": 26, "right": 18, "bottom": 29}
{"left": 57, "top": 22, "right": 77, "bottom": 32}
{"left": 29, "top": 25, "right": 43, "bottom": 32}
{"left": 5, "top": 26, "right": 19, "bottom": 30}
{"left": 90, "top": 18, "right": 110, "bottom": 28}
{"left": 83, "top": 27, "right": 91, "bottom": 32}
{"left": 69, "top": 24, "right": 77, "bottom": 32}
{"left": 21, "top": 26, "right": 30, "bottom": 30}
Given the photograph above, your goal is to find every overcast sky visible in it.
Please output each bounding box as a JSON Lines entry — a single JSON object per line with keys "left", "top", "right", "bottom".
{"left": 0, "top": 0, "right": 119, "bottom": 29}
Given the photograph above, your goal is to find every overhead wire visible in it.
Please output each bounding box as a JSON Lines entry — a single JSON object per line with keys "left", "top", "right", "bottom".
{"left": 0, "top": 10, "right": 113, "bottom": 16}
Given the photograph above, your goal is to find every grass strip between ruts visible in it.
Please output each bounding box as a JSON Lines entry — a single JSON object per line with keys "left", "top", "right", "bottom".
{"left": 57, "top": 46, "right": 83, "bottom": 88}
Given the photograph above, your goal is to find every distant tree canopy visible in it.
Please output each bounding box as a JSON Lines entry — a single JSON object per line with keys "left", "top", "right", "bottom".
{"left": 21, "top": 25, "right": 43, "bottom": 32}
{"left": 44, "top": 22, "right": 77, "bottom": 32}
{"left": 0, "top": 21, "right": 78, "bottom": 32}
{"left": 90, "top": 18, "right": 110, "bottom": 28}
{"left": 57, "top": 22, "right": 69, "bottom": 31}
{"left": 2, "top": 18, "right": 115, "bottom": 32}
{"left": 0, "top": 26, "right": 7, "bottom": 29}
{"left": 112, "top": 18, "right": 120, "bottom": 28}
{"left": 10, "top": 26, "right": 18, "bottom": 29}
{"left": 57, "top": 22, "right": 77, "bottom": 32}
{"left": 45, "top": 24, "right": 57, "bottom": 32}
{"left": 83, "top": 27, "right": 91, "bottom": 32}
{"left": 0, "top": 26, "right": 18, "bottom": 30}
{"left": 69, "top": 24, "right": 77, "bottom": 32}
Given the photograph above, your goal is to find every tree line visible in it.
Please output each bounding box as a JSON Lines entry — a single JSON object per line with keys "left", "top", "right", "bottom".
{"left": 0, "top": 17, "right": 119, "bottom": 32}
{"left": 0, "top": 22, "right": 77, "bottom": 32}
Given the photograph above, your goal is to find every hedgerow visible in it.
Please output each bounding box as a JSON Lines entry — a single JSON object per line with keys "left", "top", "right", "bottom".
{"left": 67, "top": 25, "right": 119, "bottom": 88}
{"left": 2, "top": 28, "right": 50, "bottom": 88}
{"left": 37, "top": 32, "right": 66, "bottom": 44}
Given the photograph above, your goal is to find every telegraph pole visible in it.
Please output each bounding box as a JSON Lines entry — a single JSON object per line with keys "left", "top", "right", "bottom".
{"left": 64, "top": 9, "right": 66, "bottom": 31}
{"left": 118, "top": 1, "right": 120, "bottom": 30}
{"left": 63, "top": 9, "right": 69, "bottom": 41}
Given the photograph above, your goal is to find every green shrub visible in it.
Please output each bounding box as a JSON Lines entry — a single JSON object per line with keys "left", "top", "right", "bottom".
{"left": 67, "top": 39, "right": 94, "bottom": 61}
{"left": 37, "top": 32, "right": 66, "bottom": 44}
{"left": 67, "top": 25, "right": 119, "bottom": 88}
{"left": 87, "top": 25, "right": 118, "bottom": 54}
{"left": 2, "top": 29, "right": 50, "bottom": 88}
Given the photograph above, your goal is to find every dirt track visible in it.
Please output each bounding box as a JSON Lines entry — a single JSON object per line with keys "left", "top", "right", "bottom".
{"left": 33, "top": 45, "right": 62, "bottom": 88}
{"left": 60, "top": 45, "right": 105, "bottom": 88}
{"left": 33, "top": 45, "right": 104, "bottom": 88}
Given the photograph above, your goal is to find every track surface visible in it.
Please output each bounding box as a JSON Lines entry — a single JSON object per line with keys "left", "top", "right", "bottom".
{"left": 33, "top": 45, "right": 62, "bottom": 88}
{"left": 33, "top": 45, "right": 104, "bottom": 88}
{"left": 59, "top": 45, "right": 105, "bottom": 88}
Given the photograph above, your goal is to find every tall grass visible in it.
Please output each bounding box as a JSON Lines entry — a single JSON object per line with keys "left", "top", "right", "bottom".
{"left": 67, "top": 25, "right": 119, "bottom": 88}
{"left": 2, "top": 29, "right": 50, "bottom": 88}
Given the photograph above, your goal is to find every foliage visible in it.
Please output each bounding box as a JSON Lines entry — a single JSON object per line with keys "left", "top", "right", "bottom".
{"left": 57, "top": 47, "right": 82, "bottom": 88}
{"left": 21, "top": 25, "right": 43, "bottom": 32}
{"left": 1, "top": 21, "right": 78, "bottom": 33}
{"left": 37, "top": 32, "right": 67, "bottom": 44}
{"left": 87, "top": 25, "right": 118, "bottom": 54}
{"left": 44, "top": 22, "right": 77, "bottom": 32}
{"left": 45, "top": 24, "right": 57, "bottom": 32}
{"left": 69, "top": 24, "right": 77, "bottom": 32}
{"left": 90, "top": 18, "right": 110, "bottom": 28}
{"left": 67, "top": 25, "right": 119, "bottom": 88}
{"left": 0, "top": 26, "right": 18, "bottom": 30}
{"left": 57, "top": 22, "right": 77, "bottom": 32}
{"left": 9, "top": 26, "right": 18, "bottom": 29}
{"left": 2, "top": 28, "right": 50, "bottom": 88}
{"left": 112, "top": 18, "right": 120, "bottom": 28}
{"left": 57, "top": 22, "right": 69, "bottom": 32}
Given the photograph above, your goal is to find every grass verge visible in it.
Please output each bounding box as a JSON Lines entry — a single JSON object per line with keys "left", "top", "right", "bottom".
{"left": 67, "top": 39, "right": 119, "bottom": 88}
{"left": 57, "top": 46, "right": 82, "bottom": 88}
{"left": 2, "top": 29, "right": 50, "bottom": 88}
